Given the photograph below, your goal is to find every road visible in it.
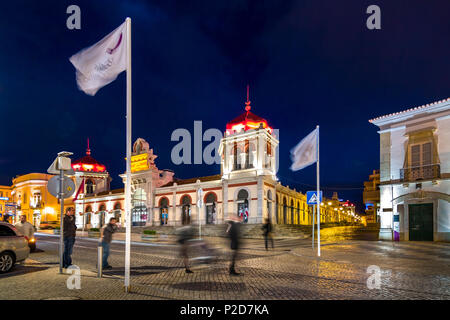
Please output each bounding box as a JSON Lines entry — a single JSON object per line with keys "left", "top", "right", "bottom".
{"left": 1, "top": 228, "right": 449, "bottom": 300}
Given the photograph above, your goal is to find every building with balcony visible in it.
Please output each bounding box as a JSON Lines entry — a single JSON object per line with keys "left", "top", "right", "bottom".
{"left": 363, "top": 170, "right": 380, "bottom": 225}
{"left": 369, "top": 98, "right": 450, "bottom": 241}
{"left": 10, "top": 173, "right": 61, "bottom": 226}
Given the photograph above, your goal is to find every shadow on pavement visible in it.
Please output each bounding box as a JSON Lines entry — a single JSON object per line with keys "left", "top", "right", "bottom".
{"left": 0, "top": 265, "right": 49, "bottom": 279}
{"left": 102, "top": 265, "right": 178, "bottom": 276}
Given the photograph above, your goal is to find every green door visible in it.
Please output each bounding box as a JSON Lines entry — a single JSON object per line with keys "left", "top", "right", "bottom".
{"left": 409, "top": 203, "right": 433, "bottom": 241}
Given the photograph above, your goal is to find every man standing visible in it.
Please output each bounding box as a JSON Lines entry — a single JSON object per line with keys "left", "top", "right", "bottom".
{"left": 226, "top": 215, "right": 242, "bottom": 276}
{"left": 101, "top": 217, "right": 118, "bottom": 270}
{"left": 63, "top": 207, "right": 77, "bottom": 269}
{"left": 15, "top": 214, "right": 35, "bottom": 251}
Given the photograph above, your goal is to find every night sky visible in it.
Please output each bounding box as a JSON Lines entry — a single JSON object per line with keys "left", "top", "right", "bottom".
{"left": 1, "top": 0, "right": 449, "bottom": 212}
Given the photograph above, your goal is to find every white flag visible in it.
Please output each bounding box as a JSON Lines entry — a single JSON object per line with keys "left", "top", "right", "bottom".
{"left": 69, "top": 21, "right": 127, "bottom": 96}
{"left": 290, "top": 128, "right": 318, "bottom": 171}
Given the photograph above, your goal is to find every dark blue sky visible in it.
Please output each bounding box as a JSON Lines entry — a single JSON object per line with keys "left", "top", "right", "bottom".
{"left": 0, "top": 0, "right": 449, "bottom": 212}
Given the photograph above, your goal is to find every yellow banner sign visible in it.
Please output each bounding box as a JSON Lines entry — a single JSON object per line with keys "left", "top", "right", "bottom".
{"left": 131, "top": 154, "right": 149, "bottom": 172}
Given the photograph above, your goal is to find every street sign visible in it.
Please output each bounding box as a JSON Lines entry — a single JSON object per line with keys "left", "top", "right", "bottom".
{"left": 47, "top": 176, "right": 76, "bottom": 199}
{"left": 306, "top": 191, "right": 323, "bottom": 205}
{"left": 47, "top": 155, "right": 75, "bottom": 175}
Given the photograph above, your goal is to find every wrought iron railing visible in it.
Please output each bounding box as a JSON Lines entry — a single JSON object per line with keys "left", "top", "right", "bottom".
{"left": 400, "top": 164, "right": 440, "bottom": 182}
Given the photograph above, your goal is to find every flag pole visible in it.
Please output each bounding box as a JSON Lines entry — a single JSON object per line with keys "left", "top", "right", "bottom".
{"left": 316, "top": 125, "right": 320, "bottom": 257}
{"left": 124, "top": 17, "right": 132, "bottom": 292}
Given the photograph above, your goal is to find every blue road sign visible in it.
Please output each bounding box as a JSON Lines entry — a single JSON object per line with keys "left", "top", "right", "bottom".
{"left": 306, "top": 191, "right": 323, "bottom": 205}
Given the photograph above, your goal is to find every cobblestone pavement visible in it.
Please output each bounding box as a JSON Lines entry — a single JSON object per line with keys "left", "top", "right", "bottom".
{"left": 0, "top": 233, "right": 449, "bottom": 300}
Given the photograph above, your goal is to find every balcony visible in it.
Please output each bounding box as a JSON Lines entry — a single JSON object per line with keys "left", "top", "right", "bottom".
{"left": 400, "top": 164, "right": 440, "bottom": 182}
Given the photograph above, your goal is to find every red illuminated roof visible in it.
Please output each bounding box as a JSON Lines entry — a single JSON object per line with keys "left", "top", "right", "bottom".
{"left": 71, "top": 139, "right": 106, "bottom": 173}
{"left": 226, "top": 110, "right": 272, "bottom": 133}
{"left": 226, "top": 86, "right": 272, "bottom": 134}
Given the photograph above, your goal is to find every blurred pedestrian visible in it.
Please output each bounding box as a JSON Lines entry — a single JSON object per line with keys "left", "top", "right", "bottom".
{"left": 15, "top": 214, "right": 36, "bottom": 252}
{"left": 226, "top": 215, "right": 242, "bottom": 276}
{"left": 262, "top": 218, "right": 274, "bottom": 250}
{"left": 100, "top": 217, "right": 118, "bottom": 270}
{"left": 15, "top": 214, "right": 34, "bottom": 240}
{"left": 177, "top": 225, "right": 194, "bottom": 273}
{"left": 63, "top": 207, "right": 77, "bottom": 269}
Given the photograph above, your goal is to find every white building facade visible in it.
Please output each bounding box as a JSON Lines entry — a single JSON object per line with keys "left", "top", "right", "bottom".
{"left": 370, "top": 98, "right": 450, "bottom": 242}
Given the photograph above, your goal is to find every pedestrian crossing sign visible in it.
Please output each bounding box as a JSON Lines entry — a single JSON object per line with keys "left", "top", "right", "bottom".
{"left": 306, "top": 191, "right": 322, "bottom": 205}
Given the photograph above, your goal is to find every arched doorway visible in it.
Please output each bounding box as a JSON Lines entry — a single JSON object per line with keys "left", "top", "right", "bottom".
{"left": 290, "top": 199, "right": 294, "bottom": 224}
{"left": 267, "top": 190, "right": 272, "bottom": 221}
{"left": 181, "top": 195, "right": 191, "bottom": 225}
{"left": 132, "top": 188, "right": 147, "bottom": 226}
{"left": 237, "top": 189, "right": 249, "bottom": 223}
{"left": 283, "top": 197, "right": 287, "bottom": 224}
{"left": 98, "top": 204, "right": 106, "bottom": 228}
{"left": 204, "top": 192, "right": 217, "bottom": 224}
{"left": 159, "top": 197, "right": 169, "bottom": 225}
{"left": 276, "top": 195, "right": 279, "bottom": 224}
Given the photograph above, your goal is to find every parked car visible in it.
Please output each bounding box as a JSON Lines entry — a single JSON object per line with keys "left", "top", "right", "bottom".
{"left": 0, "top": 222, "right": 30, "bottom": 273}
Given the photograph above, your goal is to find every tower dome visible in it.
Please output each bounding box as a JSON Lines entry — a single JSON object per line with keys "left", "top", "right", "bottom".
{"left": 226, "top": 85, "right": 272, "bottom": 135}
{"left": 71, "top": 139, "right": 106, "bottom": 172}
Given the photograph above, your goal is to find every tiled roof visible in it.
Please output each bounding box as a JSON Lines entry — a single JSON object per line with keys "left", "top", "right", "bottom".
{"left": 369, "top": 97, "right": 450, "bottom": 123}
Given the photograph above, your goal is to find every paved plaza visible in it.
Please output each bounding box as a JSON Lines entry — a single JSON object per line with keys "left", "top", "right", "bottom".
{"left": 1, "top": 228, "right": 449, "bottom": 300}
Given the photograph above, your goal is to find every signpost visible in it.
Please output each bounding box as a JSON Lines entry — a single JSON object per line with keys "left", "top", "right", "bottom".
{"left": 197, "top": 188, "right": 203, "bottom": 240}
{"left": 307, "top": 191, "right": 322, "bottom": 253}
{"left": 47, "top": 151, "right": 74, "bottom": 274}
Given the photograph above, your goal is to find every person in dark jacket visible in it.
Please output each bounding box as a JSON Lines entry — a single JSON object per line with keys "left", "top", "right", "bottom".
{"left": 262, "top": 218, "right": 274, "bottom": 250}
{"left": 63, "top": 207, "right": 77, "bottom": 269}
{"left": 226, "top": 216, "right": 242, "bottom": 275}
{"left": 101, "top": 217, "right": 118, "bottom": 269}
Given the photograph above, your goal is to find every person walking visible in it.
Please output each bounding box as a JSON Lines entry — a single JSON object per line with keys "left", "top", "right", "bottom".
{"left": 15, "top": 214, "right": 35, "bottom": 240}
{"left": 226, "top": 215, "right": 242, "bottom": 276}
{"left": 63, "top": 207, "right": 77, "bottom": 269}
{"left": 262, "top": 218, "right": 274, "bottom": 250}
{"left": 177, "top": 225, "right": 194, "bottom": 273}
{"left": 15, "top": 214, "right": 36, "bottom": 251}
{"left": 100, "top": 217, "right": 118, "bottom": 270}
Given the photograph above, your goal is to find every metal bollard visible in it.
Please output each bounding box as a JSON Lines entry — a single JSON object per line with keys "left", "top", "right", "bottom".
{"left": 97, "top": 242, "right": 103, "bottom": 278}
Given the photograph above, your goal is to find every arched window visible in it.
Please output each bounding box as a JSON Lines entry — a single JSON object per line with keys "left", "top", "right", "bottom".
{"left": 159, "top": 197, "right": 169, "bottom": 225}
{"left": 244, "top": 140, "right": 255, "bottom": 169}
{"left": 86, "top": 179, "right": 94, "bottom": 195}
{"left": 181, "top": 195, "right": 191, "bottom": 225}
{"left": 297, "top": 201, "right": 301, "bottom": 225}
{"left": 237, "top": 189, "right": 249, "bottom": 223}
{"left": 204, "top": 192, "right": 217, "bottom": 224}
{"left": 113, "top": 202, "right": 122, "bottom": 222}
{"left": 85, "top": 205, "right": 92, "bottom": 225}
{"left": 283, "top": 197, "right": 287, "bottom": 224}
{"left": 233, "top": 142, "right": 243, "bottom": 171}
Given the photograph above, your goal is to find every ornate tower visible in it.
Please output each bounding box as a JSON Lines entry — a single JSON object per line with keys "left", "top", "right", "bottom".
{"left": 219, "top": 86, "right": 279, "bottom": 181}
